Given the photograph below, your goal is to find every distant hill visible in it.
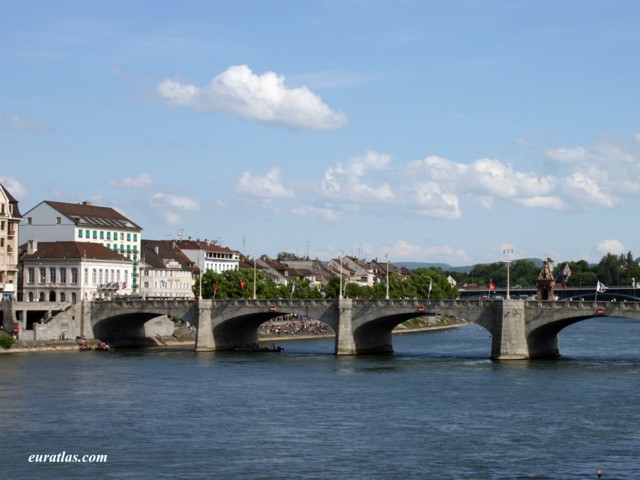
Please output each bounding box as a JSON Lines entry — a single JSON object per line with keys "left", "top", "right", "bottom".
{"left": 396, "top": 258, "right": 545, "bottom": 273}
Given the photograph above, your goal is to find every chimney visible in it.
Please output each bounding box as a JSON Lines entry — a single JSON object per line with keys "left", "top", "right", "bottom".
{"left": 28, "top": 239, "right": 38, "bottom": 254}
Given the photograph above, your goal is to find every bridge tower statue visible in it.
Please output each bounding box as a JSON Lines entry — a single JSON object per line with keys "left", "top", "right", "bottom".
{"left": 536, "top": 258, "right": 555, "bottom": 300}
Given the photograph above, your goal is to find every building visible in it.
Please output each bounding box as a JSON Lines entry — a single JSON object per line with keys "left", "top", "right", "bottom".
{"left": 0, "top": 183, "right": 22, "bottom": 300}
{"left": 19, "top": 200, "right": 142, "bottom": 291}
{"left": 19, "top": 239, "right": 133, "bottom": 302}
{"left": 174, "top": 240, "right": 240, "bottom": 274}
{"left": 139, "top": 240, "right": 195, "bottom": 299}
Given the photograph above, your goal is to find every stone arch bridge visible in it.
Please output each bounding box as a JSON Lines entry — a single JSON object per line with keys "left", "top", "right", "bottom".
{"left": 81, "top": 298, "right": 640, "bottom": 359}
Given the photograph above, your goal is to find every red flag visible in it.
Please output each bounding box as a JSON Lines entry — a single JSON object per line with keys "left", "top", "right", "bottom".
{"left": 489, "top": 281, "right": 495, "bottom": 292}
{"left": 240, "top": 279, "right": 246, "bottom": 289}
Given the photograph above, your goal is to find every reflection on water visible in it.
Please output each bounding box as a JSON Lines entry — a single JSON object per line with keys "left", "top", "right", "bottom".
{"left": 1, "top": 319, "right": 639, "bottom": 479}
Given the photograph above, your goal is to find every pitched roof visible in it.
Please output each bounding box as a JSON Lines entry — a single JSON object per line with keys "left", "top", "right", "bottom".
{"left": 174, "top": 239, "right": 234, "bottom": 253}
{"left": 44, "top": 200, "right": 141, "bottom": 230}
{"left": 140, "top": 240, "right": 193, "bottom": 270}
{"left": 20, "top": 241, "right": 131, "bottom": 262}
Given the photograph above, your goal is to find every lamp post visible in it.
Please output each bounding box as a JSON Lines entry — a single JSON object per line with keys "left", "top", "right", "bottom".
{"left": 503, "top": 248, "right": 514, "bottom": 300}
{"left": 252, "top": 256, "right": 257, "bottom": 300}
{"left": 339, "top": 252, "right": 343, "bottom": 299}
{"left": 385, "top": 253, "right": 389, "bottom": 300}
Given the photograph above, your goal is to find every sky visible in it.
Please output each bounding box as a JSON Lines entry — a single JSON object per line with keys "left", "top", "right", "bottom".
{"left": 2, "top": 0, "right": 640, "bottom": 266}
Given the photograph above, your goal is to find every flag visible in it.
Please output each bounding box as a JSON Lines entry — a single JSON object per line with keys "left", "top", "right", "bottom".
{"left": 428, "top": 279, "right": 432, "bottom": 294}
{"left": 489, "top": 280, "right": 495, "bottom": 292}
{"left": 240, "top": 279, "right": 246, "bottom": 289}
{"left": 596, "top": 281, "right": 607, "bottom": 293}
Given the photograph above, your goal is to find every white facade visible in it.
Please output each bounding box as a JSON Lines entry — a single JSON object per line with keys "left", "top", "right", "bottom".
{"left": 20, "top": 241, "right": 133, "bottom": 302}
{"left": 140, "top": 265, "right": 194, "bottom": 299}
{"left": 175, "top": 240, "right": 240, "bottom": 274}
{"left": 0, "top": 184, "right": 21, "bottom": 300}
{"left": 20, "top": 200, "right": 142, "bottom": 291}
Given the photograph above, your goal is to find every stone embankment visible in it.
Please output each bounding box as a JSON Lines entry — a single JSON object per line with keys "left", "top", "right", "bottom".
{"left": 0, "top": 317, "right": 467, "bottom": 353}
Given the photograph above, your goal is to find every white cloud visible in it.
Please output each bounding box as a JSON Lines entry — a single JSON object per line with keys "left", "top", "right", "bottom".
{"left": 292, "top": 205, "right": 341, "bottom": 223}
{"left": 152, "top": 193, "right": 200, "bottom": 212}
{"left": 235, "top": 167, "right": 294, "bottom": 199}
{"left": 321, "top": 151, "right": 394, "bottom": 202}
{"left": 596, "top": 239, "right": 625, "bottom": 255}
{"left": 1, "top": 115, "right": 52, "bottom": 133}
{"left": 405, "top": 155, "right": 557, "bottom": 214}
{"left": 109, "top": 173, "right": 153, "bottom": 189}
{"left": 156, "top": 65, "right": 348, "bottom": 130}
{"left": 0, "top": 176, "right": 27, "bottom": 199}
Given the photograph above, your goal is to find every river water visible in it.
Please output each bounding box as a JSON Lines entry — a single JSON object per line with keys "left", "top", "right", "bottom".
{"left": 2, "top": 318, "right": 639, "bottom": 479}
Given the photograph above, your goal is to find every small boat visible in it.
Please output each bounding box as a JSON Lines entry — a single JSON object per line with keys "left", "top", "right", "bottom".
{"left": 78, "top": 343, "right": 92, "bottom": 351}
{"left": 95, "top": 341, "right": 111, "bottom": 351}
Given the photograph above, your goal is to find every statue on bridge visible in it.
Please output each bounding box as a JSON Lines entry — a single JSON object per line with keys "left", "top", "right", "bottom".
{"left": 536, "top": 258, "right": 555, "bottom": 300}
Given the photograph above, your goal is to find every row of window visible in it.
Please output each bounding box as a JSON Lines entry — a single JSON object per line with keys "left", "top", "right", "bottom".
{"left": 77, "top": 229, "right": 138, "bottom": 242}
{"left": 27, "top": 267, "right": 78, "bottom": 284}
{"left": 26, "top": 267, "right": 130, "bottom": 286}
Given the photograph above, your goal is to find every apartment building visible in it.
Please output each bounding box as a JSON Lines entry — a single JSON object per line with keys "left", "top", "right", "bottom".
{"left": 20, "top": 200, "right": 142, "bottom": 291}
{"left": 0, "top": 183, "right": 22, "bottom": 300}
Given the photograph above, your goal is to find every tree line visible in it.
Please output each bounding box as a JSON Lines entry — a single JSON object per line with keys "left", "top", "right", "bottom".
{"left": 193, "top": 252, "right": 640, "bottom": 300}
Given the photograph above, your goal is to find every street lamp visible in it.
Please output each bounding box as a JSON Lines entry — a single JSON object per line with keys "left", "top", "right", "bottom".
{"left": 339, "top": 252, "right": 343, "bottom": 299}
{"left": 252, "top": 256, "right": 257, "bottom": 300}
{"left": 503, "top": 248, "right": 514, "bottom": 300}
{"left": 385, "top": 253, "right": 389, "bottom": 300}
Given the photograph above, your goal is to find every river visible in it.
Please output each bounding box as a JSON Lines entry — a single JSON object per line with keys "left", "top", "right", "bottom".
{"left": 1, "top": 317, "right": 639, "bottom": 479}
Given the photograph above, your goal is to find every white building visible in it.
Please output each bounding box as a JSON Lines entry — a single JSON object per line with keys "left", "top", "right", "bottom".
{"left": 139, "top": 240, "right": 195, "bottom": 299}
{"left": 19, "top": 240, "right": 133, "bottom": 302}
{"left": 0, "top": 183, "right": 21, "bottom": 300}
{"left": 175, "top": 240, "right": 240, "bottom": 274}
{"left": 19, "top": 200, "right": 142, "bottom": 291}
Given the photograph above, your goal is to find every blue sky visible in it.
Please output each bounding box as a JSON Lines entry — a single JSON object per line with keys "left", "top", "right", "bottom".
{"left": 2, "top": 0, "right": 640, "bottom": 266}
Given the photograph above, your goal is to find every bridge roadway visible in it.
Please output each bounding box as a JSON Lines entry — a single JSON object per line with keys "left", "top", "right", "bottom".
{"left": 67, "top": 297, "right": 640, "bottom": 359}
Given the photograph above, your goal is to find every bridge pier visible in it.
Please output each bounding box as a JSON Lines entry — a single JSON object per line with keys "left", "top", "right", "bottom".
{"left": 195, "top": 299, "right": 215, "bottom": 352}
{"left": 335, "top": 298, "right": 356, "bottom": 355}
{"left": 491, "top": 300, "right": 529, "bottom": 360}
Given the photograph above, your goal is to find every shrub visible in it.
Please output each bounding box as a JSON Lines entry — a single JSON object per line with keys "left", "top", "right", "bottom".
{"left": 0, "top": 333, "right": 15, "bottom": 350}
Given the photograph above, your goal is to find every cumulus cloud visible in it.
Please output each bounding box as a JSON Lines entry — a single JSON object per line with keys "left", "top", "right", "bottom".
{"left": 405, "top": 155, "right": 559, "bottom": 215}
{"left": 109, "top": 173, "right": 153, "bottom": 189}
{"left": 235, "top": 167, "right": 294, "bottom": 199}
{"left": 321, "top": 151, "right": 394, "bottom": 202}
{"left": 596, "top": 239, "right": 625, "bottom": 255}
{"left": 156, "top": 65, "right": 348, "bottom": 130}
{"left": 292, "top": 205, "right": 341, "bottom": 223}
{"left": 152, "top": 193, "right": 199, "bottom": 212}
{"left": 151, "top": 192, "right": 200, "bottom": 227}
{"left": 0, "top": 176, "right": 27, "bottom": 198}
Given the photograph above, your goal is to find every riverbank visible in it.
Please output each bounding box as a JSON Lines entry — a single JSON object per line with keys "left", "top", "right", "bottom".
{"left": 0, "top": 323, "right": 468, "bottom": 353}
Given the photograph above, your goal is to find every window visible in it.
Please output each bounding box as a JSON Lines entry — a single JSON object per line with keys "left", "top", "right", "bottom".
{"left": 92, "top": 231, "right": 97, "bottom": 239}
{"left": 85, "top": 229, "right": 90, "bottom": 238}
{"left": 50, "top": 268, "right": 56, "bottom": 283}
{"left": 107, "top": 232, "right": 111, "bottom": 240}
{"left": 100, "top": 231, "right": 104, "bottom": 240}
{"left": 79, "top": 230, "right": 83, "bottom": 238}
{"left": 92, "top": 269, "right": 97, "bottom": 285}
{"left": 28, "top": 268, "right": 35, "bottom": 284}
{"left": 133, "top": 233, "right": 137, "bottom": 241}
{"left": 71, "top": 268, "right": 78, "bottom": 284}
{"left": 84, "top": 268, "right": 88, "bottom": 285}
{"left": 56, "top": 217, "right": 61, "bottom": 224}
{"left": 27, "top": 217, "right": 32, "bottom": 225}
{"left": 40, "top": 268, "right": 46, "bottom": 283}
{"left": 127, "top": 233, "right": 131, "bottom": 241}
{"left": 60, "top": 268, "right": 67, "bottom": 284}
